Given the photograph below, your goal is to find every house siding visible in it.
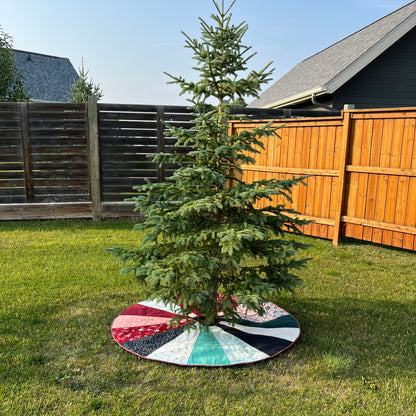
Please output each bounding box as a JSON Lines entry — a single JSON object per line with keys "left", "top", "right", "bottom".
{"left": 332, "top": 26, "right": 416, "bottom": 109}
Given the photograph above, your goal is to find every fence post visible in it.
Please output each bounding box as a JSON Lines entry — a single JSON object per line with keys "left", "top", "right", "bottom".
{"left": 19, "top": 102, "right": 35, "bottom": 203}
{"left": 156, "top": 105, "right": 165, "bottom": 183}
{"left": 333, "top": 110, "right": 353, "bottom": 246}
{"left": 88, "top": 96, "right": 101, "bottom": 221}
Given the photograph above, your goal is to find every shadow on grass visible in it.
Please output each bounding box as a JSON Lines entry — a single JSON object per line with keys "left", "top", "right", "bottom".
{"left": 284, "top": 295, "right": 416, "bottom": 378}
{"left": 339, "top": 236, "right": 416, "bottom": 254}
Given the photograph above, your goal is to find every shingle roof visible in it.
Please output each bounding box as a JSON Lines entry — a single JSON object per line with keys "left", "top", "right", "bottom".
{"left": 249, "top": 1, "right": 416, "bottom": 108}
{"left": 12, "top": 49, "right": 78, "bottom": 102}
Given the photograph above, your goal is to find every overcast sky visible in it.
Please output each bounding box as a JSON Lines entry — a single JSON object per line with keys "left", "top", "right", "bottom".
{"left": 2, "top": 0, "right": 412, "bottom": 104}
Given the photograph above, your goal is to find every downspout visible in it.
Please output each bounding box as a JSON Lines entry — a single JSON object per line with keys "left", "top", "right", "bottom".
{"left": 311, "top": 93, "right": 336, "bottom": 112}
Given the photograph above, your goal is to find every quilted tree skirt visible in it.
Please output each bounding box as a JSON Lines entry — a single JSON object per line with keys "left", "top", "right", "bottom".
{"left": 111, "top": 300, "right": 301, "bottom": 367}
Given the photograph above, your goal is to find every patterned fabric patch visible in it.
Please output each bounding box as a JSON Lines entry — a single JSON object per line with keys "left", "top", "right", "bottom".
{"left": 121, "top": 325, "right": 186, "bottom": 357}
{"left": 112, "top": 323, "right": 172, "bottom": 344}
{"left": 236, "top": 302, "right": 288, "bottom": 323}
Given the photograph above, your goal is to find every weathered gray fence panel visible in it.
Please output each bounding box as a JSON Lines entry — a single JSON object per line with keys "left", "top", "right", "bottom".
{"left": 0, "top": 102, "right": 334, "bottom": 220}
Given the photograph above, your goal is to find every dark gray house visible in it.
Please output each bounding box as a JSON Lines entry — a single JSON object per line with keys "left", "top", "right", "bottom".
{"left": 12, "top": 50, "right": 78, "bottom": 102}
{"left": 249, "top": 1, "right": 416, "bottom": 111}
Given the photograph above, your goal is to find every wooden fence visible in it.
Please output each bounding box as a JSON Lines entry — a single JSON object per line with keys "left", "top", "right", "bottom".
{"left": 231, "top": 107, "right": 416, "bottom": 251}
{"left": 0, "top": 100, "right": 194, "bottom": 220}
{"left": 1, "top": 101, "right": 415, "bottom": 251}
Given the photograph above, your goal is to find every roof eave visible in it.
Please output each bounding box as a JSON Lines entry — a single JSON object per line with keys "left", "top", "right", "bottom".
{"left": 263, "top": 87, "right": 325, "bottom": 109}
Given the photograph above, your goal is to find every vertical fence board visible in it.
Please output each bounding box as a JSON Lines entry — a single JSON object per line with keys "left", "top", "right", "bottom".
{"left": 360, "top": 119, "right": 373, "bottom": 241}
{"left": 88, "top": 96, "right": 100, "bottom": 221}
{"left": 327, "top": 127, "right": 339, "bottom": 235}
{"left": 333, "top": 112, "right": 352, "bottom": 245}
{"left": 403, "top": 120, "right": 416, "bottom": 250}
{"left": 353, "top": 119, "right": 366, "bottom": 240}
{"left": 366, "top": 119, "right": 383, "bottom": 241}
{"left": 19, "top": 103, "right": 34, "bottom": 203}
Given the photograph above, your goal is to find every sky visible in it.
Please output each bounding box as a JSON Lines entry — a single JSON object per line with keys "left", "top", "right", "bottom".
{"left": 1, "top": 0, "right": 413, "bottom": 105}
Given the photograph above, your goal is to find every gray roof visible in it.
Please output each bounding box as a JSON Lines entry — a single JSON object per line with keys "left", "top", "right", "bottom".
{"left": 12, "top": 49, "right": 78, "bottom": 102}
{"left": 249, "top": 1, "right": 416, "bottom": 108}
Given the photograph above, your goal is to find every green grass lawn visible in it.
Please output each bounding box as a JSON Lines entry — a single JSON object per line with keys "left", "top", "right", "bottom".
{"left": 0, "top": 219, "right": 415, "bottom": 415}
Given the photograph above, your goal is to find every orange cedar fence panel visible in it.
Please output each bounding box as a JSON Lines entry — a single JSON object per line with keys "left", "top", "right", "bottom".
{"left": 231, "top": 116, "right": 344, "bottom": 241}
{"left": 343, "top": 109, "right": 416, "bottom": 251}
{"left": 231, "top": 107, "right": 416, "bottom": 251}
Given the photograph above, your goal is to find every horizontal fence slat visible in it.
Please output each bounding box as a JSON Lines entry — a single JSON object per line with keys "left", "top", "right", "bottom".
{"left": 30, "top": 145, "right": 88, "bottom": 154}
{"left": 28, "top": 103, "right": 85, "bottom": 111}
{"left": 32, "top": 178, "right": 90, "bottom": 187}
{"left": 0, "top": 162, "right": 24, "bottom": 170}
{"left": 0, "top": 179, "right": 26, "bottom": 187}
{"left": 28, "top": 111, "right": 86, "bottom": 121}
{"left": 100, "top": 169, "right": 159, "bottom": 177}
{"left": 28, "top": 121, "right": 87, "bottom": 130}
{"left": 0, "top": 120, "right": 21, "bottom": 128}
{"left": 346, "top": 165, "right": 416, "bottom": 177}
{"left": 100, "top": 137, "right": 158, "bottom": 146}
{"left": 32, "top": 186, "right": 90, "bottom": 195}
{"left": 0, "top": 202, "right": 92, "bottom": 220}
{"left": 29, "top": 137, "right": 87, "bottom": 146}
{"left": 0, "top": 147, "right": 22, "bottom": 156}
{"left": 34, "top": 195, "right": 91, "bottom": 203}
{"left": 99, "top": 112, "right": 157, "bottom": 121}
{"left": 100, "top": 202, "right": 140, "bottom": 218}
{"left": 32, "top": 170, "right": 89, "bottom": 179}
{"left": 0, "top": 154, "right": 23, "bottom": 162}
{"left": 102, "top": 182, "right": 151, "bottom": 192}
{"left": 30, "top": 162, "right": 89, "bottom": 171}
{"left": 0, "top": 138, "right": 21, "bottom": 145}
{"left": 100, "top": 154, "right": 156, "bottom": 163}
{"left": 342, "top": 216, "right": 416, "bottom": 235}
{"left": 99, "top": 120, "right": 158, "bottom": 129}
{"left": 0, "top": 187, "right": 27, "bottom": 195}
{"left": 241, "top": 165, "right": 339, "bottom": 177}
{"left": 102, "top": 177, "right": 156, "bottom": 186}
{"left": 0, "top": 171, "right": 25, "bottom": 179}
{"left": 98, "top": 103, "right": 159, "bottom": 112}
{"left": 99, "top": 128, "right": 157, "bottom": 137}
{"left": 28, "top": 129, "right": 87, "bottom": 138}
{"left": 0, "top": 129, "right": 21, "bottom": 138}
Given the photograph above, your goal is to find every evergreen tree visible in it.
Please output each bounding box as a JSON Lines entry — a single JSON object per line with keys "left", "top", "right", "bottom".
{"left": 0, "top": 25, "right": 31, "bottom": 102}
{"left": 69, "top": 60, "right": 103, "bottom": 103}
{"left": 110, "top": 0, "right": 309, "bottom": 328}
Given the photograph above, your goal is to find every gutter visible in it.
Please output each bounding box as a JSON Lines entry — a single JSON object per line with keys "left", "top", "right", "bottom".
{"left": 311, "top": 93, "right": 337, "bottom": 112}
